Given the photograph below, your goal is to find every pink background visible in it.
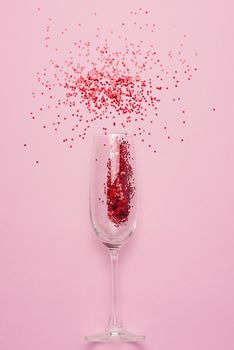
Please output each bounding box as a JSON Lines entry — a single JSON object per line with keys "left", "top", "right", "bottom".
{"left": 0, "top": 0, "right": 234, "bottom": 349}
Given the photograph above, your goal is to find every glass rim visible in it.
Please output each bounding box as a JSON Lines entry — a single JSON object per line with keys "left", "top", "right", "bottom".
{"left": 93, "top": 132, "right": 134, "bottom": 138}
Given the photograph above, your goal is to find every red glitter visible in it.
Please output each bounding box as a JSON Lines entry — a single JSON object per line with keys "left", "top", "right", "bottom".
{"left": 31, "top": 9, "right": 198, "bottom": 154}
{"left": 106, "top": 140, "right": 134, "bottom": 225}
{"left": 64, "top": 65, "right": 157, "bottom": 117}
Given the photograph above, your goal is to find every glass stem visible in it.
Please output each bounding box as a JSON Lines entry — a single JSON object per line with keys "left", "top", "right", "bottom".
{"left": 108, "top": 249, "right": 122, "bottom": 330}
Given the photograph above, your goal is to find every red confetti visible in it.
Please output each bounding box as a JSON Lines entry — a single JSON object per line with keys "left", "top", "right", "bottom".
{"left": 106, "top": 140, "right": 134, "bottom": 225}
{"left": 30, "top": 8, "right": 198, "bottom": 155}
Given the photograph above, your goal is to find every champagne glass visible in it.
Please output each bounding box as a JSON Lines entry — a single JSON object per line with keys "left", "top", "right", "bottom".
{"left": 85, "top": 133, "right": 145, "bottom": 342}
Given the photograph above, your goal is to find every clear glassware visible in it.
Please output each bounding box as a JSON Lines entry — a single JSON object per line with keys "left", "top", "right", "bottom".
{"left": 85, "top": 133, "right": 145, "bottom": 342}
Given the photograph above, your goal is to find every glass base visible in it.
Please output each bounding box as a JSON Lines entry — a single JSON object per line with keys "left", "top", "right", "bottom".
{"left": 85, "top": 328, "right": 145, "bottom": 342}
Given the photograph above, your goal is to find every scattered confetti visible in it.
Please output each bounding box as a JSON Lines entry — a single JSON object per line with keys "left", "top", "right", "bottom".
{"left": 29, "top": 8, "right": 199, "bottom": 158}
